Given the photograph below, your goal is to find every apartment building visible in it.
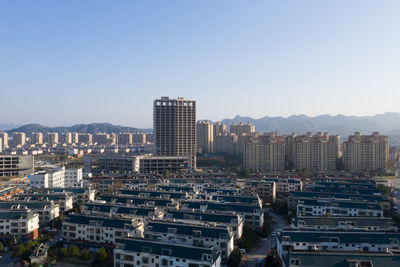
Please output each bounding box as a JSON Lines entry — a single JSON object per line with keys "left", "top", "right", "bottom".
{"left": 283, "top": 251, "right": 400, "bottom": 267}
{"left": 0, "top": 207, "right": 39, "bottom": 240}
{"left": 181, "top": 201, "right": 264, "bottom": 229}
{"left": 0, "top": 155, "right": 34, "bottom": 177}
{"left": 139, "top": 156, "right": 191, "bottom": 173}
{"left": 98, "top": 195, "right": 179, "bottom": 210}
{"left": 62, "top": 214, "right": 144, "bottom": 245}
{"left": 132, "top": 132, "right": 146, "bottom": 144}
{"left": 119, "top": 189, "right": 189, "bottom": 200}
{"left": 229, "top": 122, "right": 255, "bottom": 135}
{"left": 144, "top": 221, "right": 234, "bottom": 259}
{"left": 244, "top": 134, "right": 286, "bottom": 171}
{"left": 0, "top": 132, "right": 8, "bottom": 149}
{"left": 154, "top": 97, "right": 197, "bottom": 169}
{"left": 31, "top": 132, "right": 43, "bottom": 145}
{"left": 0, "top": 201, "right": 60, "bottom": 225}
{"left": 293, "top": 132, "right": 340, "bottom": 171}
{"left": 39, "top": 187, "right": 95, "bottom": 204}
{"left": 77, "top": 133, "right": 92, "bottom": 144}
{"left": 263, "top": 177, "right": 303, "bottom": 197}
{"left": 164, "top": 210, "right": 244, "bottom": 239}
{"left": 343, "top": 132, "right": 389, "bottom": 172}
{"left": 214, "top": 133, "right": 237, "bottom": 154}
{"left": 242, "top": 180, "right": 276, "bottom": 203}
{"left": 83, "top": 203, "right": 164, "bottom": 222}
{"left": 94, "top": 133, "right": 110, "bottom": 145}
{"left": 288, "top": 191, "right": 390, "bottom": 211}
{"left": 47, "top": 132, "right": 59, "bottom": 145}
{"left": 214, "top": 122, "right": 226, "bottom": 137}
{"left": 18, "top": 192, "right": 73, "bottom": 213}
{"left": 30, "top": 167, "right": 66, "bottom": 188}
{"left": 61, "top": 132, "right": 73, "bottom": 144}
{"left": 64, "top": 168, "right": 83, "bottom": 187}
{"left": 13, "top": 132, "right": 26, "bottom": 147}
{"left": 296, "top": 199, "right": 383, "bottom": 217}
{"left": 145, "top": 133, "right": 154, "bottom": 143}
{"left": 84, "top": 155, "right": 141, "bottom": 175}
{"left": 293, "top": 216, "right": 397, "bottom": 232}
{"left": 277, "top": 230, "right": 400, "bottom": 255}
{"left": 114, "top": 238, "right": 221, "bottom": 267}
{"left": 118, "top": 133, "right": 133, "bottom": 145}
{"left": 197, "top": 120, "right": 214, "bottom": 154}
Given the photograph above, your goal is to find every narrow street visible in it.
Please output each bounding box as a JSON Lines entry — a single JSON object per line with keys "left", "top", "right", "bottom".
{"left": 242, "top": 209, "right": 289, "bottom": 267}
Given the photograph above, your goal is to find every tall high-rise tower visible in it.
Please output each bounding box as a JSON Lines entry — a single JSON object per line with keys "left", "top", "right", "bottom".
{"left": 154, "top": 97, "right": 196, "bottom": 169}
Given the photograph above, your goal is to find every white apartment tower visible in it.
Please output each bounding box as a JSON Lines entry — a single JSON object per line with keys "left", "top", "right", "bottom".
{"left": 62, "top": 132, "right": 73, "bottom": 144}
{"left": 31, "top": 132, "right": 43, "bottom": 145}
{"left": 47, "top": 132, "right": 59, "bottom": 145}
{"left": 0, "top": 132, "right": 8, "bottom": 149}
{"left": 197, "top": 120, "right": 214, "bottom": 154}
{"left": 229, "top": 122, "right": 255, "bottom": 135}
{"left": 154, "top": 97, "right": 196, "bottom": 169}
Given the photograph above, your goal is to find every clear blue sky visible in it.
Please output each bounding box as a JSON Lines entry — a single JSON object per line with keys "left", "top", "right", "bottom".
{"left": 1, "top": 1, "right": 400, "bottom": 128}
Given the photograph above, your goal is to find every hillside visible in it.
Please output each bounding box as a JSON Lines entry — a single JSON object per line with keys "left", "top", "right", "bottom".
{"left": 220, "top": 112, "right": 400, "bottom": 138}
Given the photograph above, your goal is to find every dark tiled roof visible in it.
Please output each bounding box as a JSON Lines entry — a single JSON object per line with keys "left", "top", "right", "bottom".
{"left": 117, "top": 238, "right": 220, "bottom": 263}
{"left": 166, "top": 210, "right": 239, "bottom": 224}
{"left": 284, "top": 251, "right": 400, "bottom": 267}
{"left": 64, "top": 214, "right": 135, "bottom": 229}
{"left": 85, "top": 203, "right": 155, "bottom": 216}
{"left": 279, "top": 230, "right": 400, "bottom": 244}
{"left": 146, "top": 221, "right": 232, "bottom": 239}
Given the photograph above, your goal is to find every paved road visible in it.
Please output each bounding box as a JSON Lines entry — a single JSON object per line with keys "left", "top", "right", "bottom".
{"left": 242, "top": 209, "right": 289, "bottom": 267}
{"left": 0, "top": 253, "right": 18, "bottom": 267}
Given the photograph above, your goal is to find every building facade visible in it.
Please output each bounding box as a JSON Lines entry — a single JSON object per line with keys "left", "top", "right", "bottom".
{"left": 343, "top": 132, "right": 389, "bottom": 172}
{"left": 154, "top": 97, "right": 196, "bottom": 169}
{"left": 197, "top": 120, "right": 214, "bottom": 154}
{"left": 0, "top": 155, "right": 34, "bottom": 177}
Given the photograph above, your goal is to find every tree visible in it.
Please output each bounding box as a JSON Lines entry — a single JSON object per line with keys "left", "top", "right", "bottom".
{"left": 79, "top": 248, "right": 90, "bottom": 260}
{"left": 59, "top": 247, "right": 68, "bottom": 258}
{"left": 96, "top": 247, "right": 108, "bottom": 262}
{"left": 238, "top": 223, "right": 260, "bottom": 251}
{"left": 15, "top": 243, "right": 26, "bottom": 258}
{"left": 0, "top": 241, "right": 4, "bottom": 251}
{"left": 68, "top": 245, "right": 80, "bottom": 258}
{"left": 228, "top": 248, "right": 243, "bottom": 267}
{"left": 264, "top": 249, "right": 282, "bottom": 267}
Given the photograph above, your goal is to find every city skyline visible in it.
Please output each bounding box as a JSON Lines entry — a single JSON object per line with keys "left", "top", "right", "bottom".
{"left": 1, "top": 1, "right": 400, "bottom": 128}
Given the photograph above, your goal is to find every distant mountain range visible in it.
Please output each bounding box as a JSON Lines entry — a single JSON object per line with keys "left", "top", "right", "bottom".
{"left": 5, "top": 123, "right": 151, "bottom": 136}
{"left": 0, "top": 123, "right": 20, "bottom": 131}
{"left": 3, "top": 112, "right": 400, "bottom": 142}
{"left": 220, "top": 112, "right": 400, "bottom": 138}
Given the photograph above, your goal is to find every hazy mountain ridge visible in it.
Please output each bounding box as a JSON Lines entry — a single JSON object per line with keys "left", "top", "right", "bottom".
{"left": 0, "top": 123, "right": 20, "bottom": 131}
{"left": 6, "top": 123, "right": 151, "bottom": 136}
{"left": 220, "top": 112, "right": 400, "bottom": 137}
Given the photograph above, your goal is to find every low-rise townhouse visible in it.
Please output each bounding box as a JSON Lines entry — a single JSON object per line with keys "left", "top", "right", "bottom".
{"left": 114, "top": 238, "right": 222, "bottom": 267}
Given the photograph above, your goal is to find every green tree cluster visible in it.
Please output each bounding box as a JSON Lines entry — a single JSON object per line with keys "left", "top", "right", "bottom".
{"left": 15, "top": 240, "right": 39, "bottom": 259}
{"left": 238, "top": 223, "right": 260, "bottom": 251}
{"left": 228, "top": 248, "right": 243, "bottom": 267}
